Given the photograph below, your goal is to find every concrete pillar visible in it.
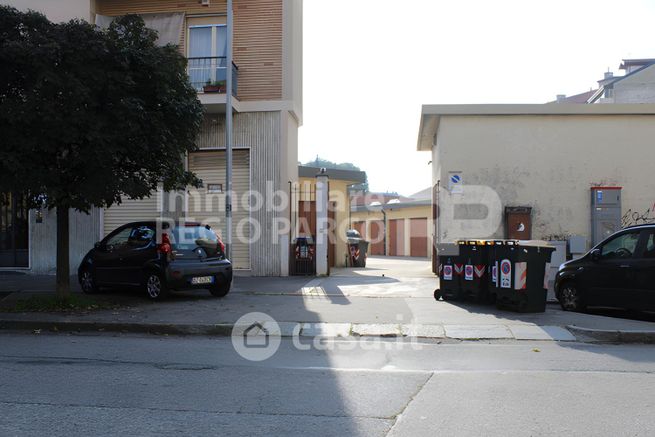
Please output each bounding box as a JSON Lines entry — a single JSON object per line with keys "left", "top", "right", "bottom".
{"left": 315, "top": 169, "right": 329, "bottom": 276}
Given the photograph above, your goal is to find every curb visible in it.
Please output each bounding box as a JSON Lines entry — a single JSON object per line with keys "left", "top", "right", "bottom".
{"left": 0, "top": 320, "right": 233, "bottom": 336}
{"left": 566, "top": 325, "right": 655, "bottom": 344}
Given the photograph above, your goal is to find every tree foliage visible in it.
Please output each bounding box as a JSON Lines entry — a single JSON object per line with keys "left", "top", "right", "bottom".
{"left": 0, "top": 8, "right": 203, "bottom": 212}
{"left": 302, "top": 156, "right": 369, "bottom": 192}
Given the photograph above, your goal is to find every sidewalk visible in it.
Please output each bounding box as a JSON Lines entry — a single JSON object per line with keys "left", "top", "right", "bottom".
{"left": 2, "top": 258, "right": 655, "bottom": 343}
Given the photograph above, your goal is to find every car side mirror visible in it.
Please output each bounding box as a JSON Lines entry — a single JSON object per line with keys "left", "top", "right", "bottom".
{"left": 94, "top": 241, "right": 102, "bottom": 249}
{"left": 590, "top": 248, "right": 601, "bottom": 262}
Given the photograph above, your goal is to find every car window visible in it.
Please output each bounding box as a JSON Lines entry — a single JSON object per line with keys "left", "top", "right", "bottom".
{"left": 641, "top": 231, "right": 655, "bottom": 259}
{"left": 128, "top": 226, "right": 155, "bottom": 248}
{"left": 170, "top": 225, "right": 223, "bottom": 258}
{"left": 105, "top": 227, "right": 132, "bottom": 250}
{"left": 600, "top": 231, "right": 640, "bottom": 259}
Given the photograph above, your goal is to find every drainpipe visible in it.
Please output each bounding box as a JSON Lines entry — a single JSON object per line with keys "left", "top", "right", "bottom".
{"left": 381, "top": 207, "right": 387, "bottom": 256}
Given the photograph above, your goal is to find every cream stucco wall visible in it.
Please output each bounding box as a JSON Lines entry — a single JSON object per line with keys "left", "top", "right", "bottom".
{"left": 299, "top": 177, "right": 354, "bottom": 267}
{"left": 433, "top": 114, "right": 655, "bottom": 248}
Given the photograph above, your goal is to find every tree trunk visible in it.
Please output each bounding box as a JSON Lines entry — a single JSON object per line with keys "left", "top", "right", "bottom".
{"left": 56, "top": 207, "right": 70, "bottom": 298}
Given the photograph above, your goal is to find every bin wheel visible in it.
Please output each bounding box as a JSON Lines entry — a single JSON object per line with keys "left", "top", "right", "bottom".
{"left": 434, "top": 289, "right": 441, "bottom": 301}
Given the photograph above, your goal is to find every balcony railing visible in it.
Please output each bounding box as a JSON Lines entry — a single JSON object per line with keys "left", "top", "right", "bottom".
{"left": 187, "top": 56, "right": 238, "bottom": 97}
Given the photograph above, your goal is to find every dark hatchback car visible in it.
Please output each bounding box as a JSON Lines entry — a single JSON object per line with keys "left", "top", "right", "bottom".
{"left": 78, "top": 221, "right": 232, "bottom": 300}
{"left": 555, "top": 224, "right": 655, "bottom": 312}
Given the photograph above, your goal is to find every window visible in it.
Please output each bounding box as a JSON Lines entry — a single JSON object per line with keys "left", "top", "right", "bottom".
{"left": 600, "top": 231, "right": 640, "bottom": 259}
{"left": 188, "top": 24, "right": 227, "bottom": 90}
{"left": 128, "top": 226, "right": 155, "bottom": 248}
{"left": 105, "top": 227, "right": 133, "bottom": 250}
{"left": 642, "top": 231, "right": 655, "bottom": 259}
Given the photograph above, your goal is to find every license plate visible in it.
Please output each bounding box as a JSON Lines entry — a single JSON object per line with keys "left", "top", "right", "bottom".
{"left": 191, "top": 276, "right": 214, "bottom": 285}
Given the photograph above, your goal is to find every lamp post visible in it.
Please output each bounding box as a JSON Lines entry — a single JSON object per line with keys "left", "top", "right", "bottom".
{"left": 225, "top": 0, "right": 233, "bottom": 259}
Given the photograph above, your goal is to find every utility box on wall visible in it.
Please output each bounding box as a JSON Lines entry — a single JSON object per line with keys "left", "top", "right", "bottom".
{"left": 591, "top": 187, "right": 621, "bottom": 246}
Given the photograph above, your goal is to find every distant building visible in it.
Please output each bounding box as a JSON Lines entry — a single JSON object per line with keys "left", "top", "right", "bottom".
{"left": 553, "top": 58, "right": 655, "bottom": 104}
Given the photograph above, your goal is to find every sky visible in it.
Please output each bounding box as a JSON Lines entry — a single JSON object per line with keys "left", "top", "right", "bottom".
{"left": 298, "top": 0, "right": 655, "bottom": 197}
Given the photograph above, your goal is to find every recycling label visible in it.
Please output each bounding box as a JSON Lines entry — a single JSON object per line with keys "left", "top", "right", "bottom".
{"left": 492, "top": 262, "right": 498, "bottom": 286}
{"left": 500, "top": 259, "right": 512, "bottom": 289}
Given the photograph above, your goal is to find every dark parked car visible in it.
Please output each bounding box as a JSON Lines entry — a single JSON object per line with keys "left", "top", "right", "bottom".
{"left": 555, "top": 224, "right": 655, "bottom": 312}
{"left": 78, "top": 221, "right": 232, "bottom": 300}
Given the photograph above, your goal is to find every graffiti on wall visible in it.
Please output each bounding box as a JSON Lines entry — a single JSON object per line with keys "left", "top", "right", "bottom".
{"left": 622, "top": 203, "right": 655, "bottom": 227}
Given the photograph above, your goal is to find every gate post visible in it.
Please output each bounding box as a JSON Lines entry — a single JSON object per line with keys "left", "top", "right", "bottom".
{"left": 315, "top": 169, "right": 329, "bottom": 276}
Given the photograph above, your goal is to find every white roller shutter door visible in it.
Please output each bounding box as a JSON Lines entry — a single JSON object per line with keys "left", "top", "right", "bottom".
{"left": 187, "top": 149, "right": 250, "bottom": 270}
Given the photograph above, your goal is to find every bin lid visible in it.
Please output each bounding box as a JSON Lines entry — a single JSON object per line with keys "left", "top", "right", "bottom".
{"left": 518, "top": 239, "right": 554, "bottom": 248}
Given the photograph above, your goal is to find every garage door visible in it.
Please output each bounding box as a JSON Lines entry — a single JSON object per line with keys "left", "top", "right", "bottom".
{"left": 187, "top": 149, "right": 250, "bottom": 270}
{"left": 104, "top": 193, "right": 160, "bottom": 236}
{"left": 369, "top": 220, "right": 384, "bottom": 256}
{"left": 409, "top": 218, "right": 428, "bottom": 257}
{"left": 388, "top": 219, "right": 405, "bottom": 256}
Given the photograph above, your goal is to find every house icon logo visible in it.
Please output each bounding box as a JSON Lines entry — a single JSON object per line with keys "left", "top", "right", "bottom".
{"left": 231, "top": 312, "right": 281, "bottom": 361}
{"left": 243, "top": 322, "right": 269, "bottom": 348}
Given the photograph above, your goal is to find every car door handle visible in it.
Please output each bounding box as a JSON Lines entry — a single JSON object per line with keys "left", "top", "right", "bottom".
{"left": 619, "top": 265, "right": 631, "bottom": 268}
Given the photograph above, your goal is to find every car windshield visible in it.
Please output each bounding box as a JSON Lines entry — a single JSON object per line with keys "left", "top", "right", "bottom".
{"left": 169, "top": 225, "right": 223, "bottom": 258}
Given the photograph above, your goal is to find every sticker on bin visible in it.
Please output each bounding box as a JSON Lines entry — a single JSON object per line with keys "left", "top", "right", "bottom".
{"left": 464, "top": 265, "right": 474, "bottom": 281}
{"left": 443, "top": 265, "right": 453, "bottom": 280}
{"left": 492, "top": 262, "right": 498, "bottom": 285}
{"left": 454, "top": 264, "right": 464, "bottom": 276}
{"left": 474, "top": 265, "right": 485, "bottom": 278}
{"left": 514, "top": 262, "right": 527, "bottom": 290}
{"left": 500, "top": 259, "right": 511, "bottom": 289}
{"left": 543, "top": 262, "right": 551, "bottom": 289}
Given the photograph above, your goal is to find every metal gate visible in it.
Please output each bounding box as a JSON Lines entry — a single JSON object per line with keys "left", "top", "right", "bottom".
{"left": 289, "top": 182, "right": 316, "bottom": 275}
{"left": 0, "top": 193, "right": 29, "bottom": 268}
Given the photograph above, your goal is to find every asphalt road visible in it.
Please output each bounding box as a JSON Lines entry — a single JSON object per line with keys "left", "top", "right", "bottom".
{"left": 1, "top": 333, "right": 655, "bottom": 436}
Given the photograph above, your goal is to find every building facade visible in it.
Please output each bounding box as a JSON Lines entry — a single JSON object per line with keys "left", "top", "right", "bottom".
{"left": 296, "top": 166, "right": 366, "bottom": 269}
{"left": 417, "top": 104, "right": 655, "bottom": 260}
{"left": 1, "top": 0, "right": 302, "bottom": 276}
{"left": 350, "top": 190, "right": 432, "bottom": 259}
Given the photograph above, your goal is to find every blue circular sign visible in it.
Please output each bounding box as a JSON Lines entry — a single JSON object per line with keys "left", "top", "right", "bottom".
{"left": 501, "top": 260, "right": 511, "bottom": 274}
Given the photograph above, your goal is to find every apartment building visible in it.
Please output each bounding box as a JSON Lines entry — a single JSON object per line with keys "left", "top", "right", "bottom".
{"left": 1, "top": 0, "right": 302, "bottom": 276}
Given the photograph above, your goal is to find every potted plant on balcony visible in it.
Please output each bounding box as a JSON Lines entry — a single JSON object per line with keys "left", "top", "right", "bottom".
{"left": 203, "top": 80, "right": 226, "bottom": 93}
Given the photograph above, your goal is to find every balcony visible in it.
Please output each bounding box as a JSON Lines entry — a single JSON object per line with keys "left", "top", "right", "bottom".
{"left": 187, "top": 57, "right": 238, "bottom": 97}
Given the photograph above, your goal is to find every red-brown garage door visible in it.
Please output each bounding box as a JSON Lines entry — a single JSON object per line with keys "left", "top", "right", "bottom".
{"left": 370, "top": 220, "right": 385, "bottom": 255}
{"left": 410, "top": 218, "right": 428, "bottom": 257}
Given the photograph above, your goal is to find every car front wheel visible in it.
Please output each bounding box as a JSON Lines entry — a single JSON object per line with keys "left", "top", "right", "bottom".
{"left": 144, "top": 272, "right": 168, "bottom": 300}
{"left": 559, "top": 282, "right": 585, "bottom": 312}
{"left": 80, "top": 269, "right": 99, "bottom": 294}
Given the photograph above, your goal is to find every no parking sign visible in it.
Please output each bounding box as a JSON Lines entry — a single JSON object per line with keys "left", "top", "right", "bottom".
{"left": 443, "top": 265, "right": 453, "bottom": 281}
{"left": 464, "top": 265, "right": 474, "bottom": 281}
{"left": 500, "top": 259, "right": 512, "bottom": 289}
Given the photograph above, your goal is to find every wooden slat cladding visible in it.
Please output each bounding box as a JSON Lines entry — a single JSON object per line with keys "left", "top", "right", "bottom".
{"left": 234, "top": 0, "right": 283, "bottom": 101}
{"left": 97, "top": 0, "right": 227, "bottom": 16}
{"left": 97, "top": 0, "right": 284, "bottom": 102}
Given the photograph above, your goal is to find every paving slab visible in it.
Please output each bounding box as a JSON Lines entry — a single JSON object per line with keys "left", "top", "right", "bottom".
{"left": 299, "top": 322, "right": 351, "bottom": 337}
{"left": 401, "top": 324, "right": 446, "bottom": 338}
{"left": 509, "top": 325, "right": 576, "bottom": 341}
{"left": 444, "top": 324, "right": 513, "bottom": 339}
{"left": 351, "top": 323, "right": 401, "bottom": 337}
